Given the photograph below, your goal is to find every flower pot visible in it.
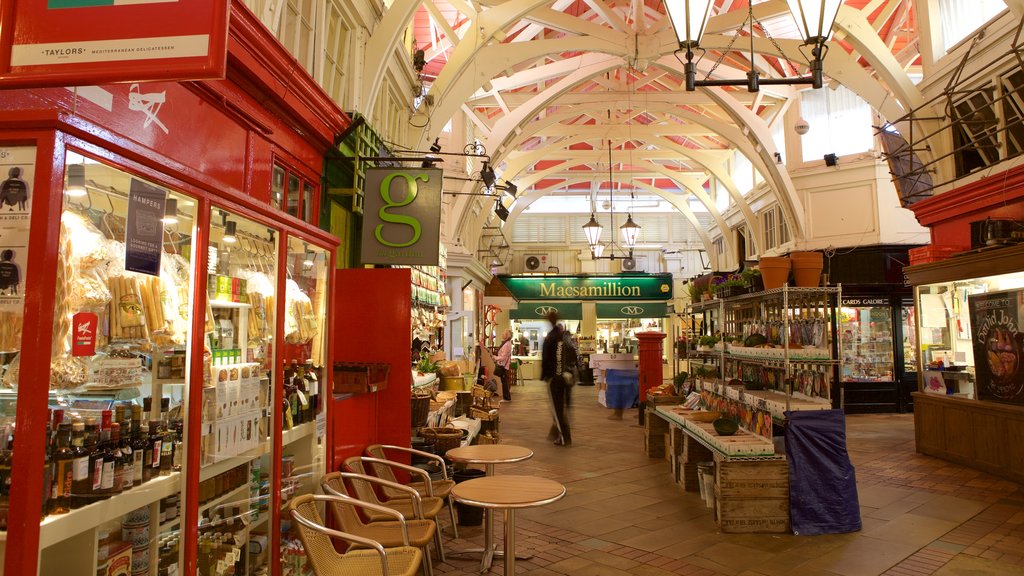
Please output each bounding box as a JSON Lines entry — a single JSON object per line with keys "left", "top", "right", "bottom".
{"left": 758, "top": 256, "right": 791, "bottom": 290}
{"left": 790, "top": 251, "right": 824, "bottom": 287}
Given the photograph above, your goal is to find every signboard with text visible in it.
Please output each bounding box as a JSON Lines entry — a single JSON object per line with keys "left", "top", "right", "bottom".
{"left": 509, "top": 302, "right": 583, "bottom": 320}
{"left": 0, "top": 0, "right": 229, "bottom": 87}
{"left": 595, "top": 302, "right": 668, "bottom": 318}
{"left": 499, "top": 274, "right": 673, "bottom": 301}
{"left": 124, "top": 178, "right": 166, "bottom": 276}
{"left": 968, "top": 289, "right": 1024, "bottom": 404}
{"left": 360, "top": 168, "right": 442, "bottom": 266}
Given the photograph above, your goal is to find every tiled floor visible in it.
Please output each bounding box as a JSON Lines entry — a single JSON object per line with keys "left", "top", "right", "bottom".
{"left": 429, "top": 381, "right": 1024, "bottom": 575}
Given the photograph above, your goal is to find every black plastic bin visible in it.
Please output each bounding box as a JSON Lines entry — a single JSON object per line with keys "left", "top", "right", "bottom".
{"left": 453, "top": 468, "right": 486, "bottom": 526}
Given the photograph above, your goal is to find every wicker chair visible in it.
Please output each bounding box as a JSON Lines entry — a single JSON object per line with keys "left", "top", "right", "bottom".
{"left": 320, "top": 472, "right": 437, "bottom": 576}
{"left": 288, "top": 494, "right": 422, "bottom": 576}
{"left": 365, "top": 444, "right": 458, "bottom": 538}
{"left": 342, "top": 457, "right": 448, "bottom": 560}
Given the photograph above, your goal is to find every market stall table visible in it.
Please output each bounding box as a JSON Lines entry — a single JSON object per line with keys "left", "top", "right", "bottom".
{"left": 445, "top": 445, "right": 534, "bottom": 571}
{"left": 451, "top": 475, "right": 565, "bottom": 575}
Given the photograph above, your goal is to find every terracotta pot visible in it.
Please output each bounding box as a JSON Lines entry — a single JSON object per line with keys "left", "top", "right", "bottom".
{"left": 758, "top": 257, "right": 791, "bottom": 290}
{"left": 789, "top": 251, "right": 824, "bottom": 287}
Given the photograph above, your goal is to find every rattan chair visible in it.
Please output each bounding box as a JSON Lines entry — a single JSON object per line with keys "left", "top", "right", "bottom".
{"left": 289, "top": 494, "right": 422, "bottom": 576}
{"left": 320, "top": 472, "right": 437, "bottom": 576}
{"left": 365, "top": 444, "right": 458, "bottom": 538}
{"left": 342, "top": 457, "right": 448, "bottom": 560}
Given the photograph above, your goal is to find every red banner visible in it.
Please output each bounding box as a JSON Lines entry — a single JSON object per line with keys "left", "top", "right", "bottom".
{"left": 0, "top": 0, "right": 229, "bottom": 88}
{"left": 71, "top": 311, "right": 98, "bottom": 357}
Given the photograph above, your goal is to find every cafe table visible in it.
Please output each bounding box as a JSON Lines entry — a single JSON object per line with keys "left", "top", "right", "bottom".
{"left": 445, "top": 444, "right": 533, "bottom": 571}
{"left": 451, "top": 475, "right": 566, "bottom": 574}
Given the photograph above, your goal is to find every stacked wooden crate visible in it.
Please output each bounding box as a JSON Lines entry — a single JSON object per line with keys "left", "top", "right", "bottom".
{"left": 644, "top": 408, "right": 670, "bottom": 458}
{"left": 678, "top": 433, "right": 713, "bottom": 492}
{"left": 714, "top": 457, "right": 790, "bottom": 533}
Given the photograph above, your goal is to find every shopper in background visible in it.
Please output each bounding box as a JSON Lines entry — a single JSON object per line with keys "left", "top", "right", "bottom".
{"left": 518, "top": 332, "right": 530, "bottom": 355}
{"left": 495, "top": 329, "right": 514, "bottom": 402}
{"left": 541, "top": 311, "right": 576, "bottom": 446}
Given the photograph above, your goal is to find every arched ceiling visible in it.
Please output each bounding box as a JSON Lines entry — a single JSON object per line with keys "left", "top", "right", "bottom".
{"left": 363, "top": 0, "right": 926, "bottom": 264}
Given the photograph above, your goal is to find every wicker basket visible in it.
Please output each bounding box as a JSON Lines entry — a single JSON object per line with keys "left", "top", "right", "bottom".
{"left": 419, "top": 427, "right": 464, "bottom": 453}
{"left": 411, "top": 392, "right": 431, "bottom": 428}
{"left": 476, "top": 432, "right": 500, "bottom": 445}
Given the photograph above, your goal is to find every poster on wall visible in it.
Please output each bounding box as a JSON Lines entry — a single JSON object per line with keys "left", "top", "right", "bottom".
{"left": 0, "top": 146, "right": 34, "bottom": 352}
{"left": 0, "top": 0, "right": 229, "bottom": 88}
{"left": 968, "top": 290, "right": 1024, "bottom": 404}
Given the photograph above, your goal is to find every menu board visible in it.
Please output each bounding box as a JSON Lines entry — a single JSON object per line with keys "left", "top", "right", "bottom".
{"left": 968, "top": 289, "right": 1024, "bottom": 404}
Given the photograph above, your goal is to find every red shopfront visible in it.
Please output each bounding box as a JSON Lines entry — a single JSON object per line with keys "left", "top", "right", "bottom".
{"left": 0, "top": 3, "right": 347, "bottom": 576}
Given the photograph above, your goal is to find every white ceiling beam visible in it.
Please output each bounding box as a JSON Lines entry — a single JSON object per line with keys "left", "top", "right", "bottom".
{"left": 582, "top": 0, "right": 630, "bottom": 32}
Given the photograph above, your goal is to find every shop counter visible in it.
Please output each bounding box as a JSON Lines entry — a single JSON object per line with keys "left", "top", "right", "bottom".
{"left": 513, "top": 355, "right": 540, "bottom": 380}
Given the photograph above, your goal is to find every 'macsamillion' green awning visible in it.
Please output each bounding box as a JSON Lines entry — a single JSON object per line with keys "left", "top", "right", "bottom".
{"left": 595, "top": 302, "right": 668, "bottom": 319}
{"left": 510, "top": 302, "right": 583, "bottom": 320}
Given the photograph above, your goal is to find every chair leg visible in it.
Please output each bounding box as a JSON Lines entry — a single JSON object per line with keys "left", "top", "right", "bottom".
{"left": 433, "top": 528, "right": 446, "bottom": 563}
{"left": 422, "top": 544, "right": 434, "bottom": 576}
{"left": 447, "top": 495, "right": 459, "bottom": 539}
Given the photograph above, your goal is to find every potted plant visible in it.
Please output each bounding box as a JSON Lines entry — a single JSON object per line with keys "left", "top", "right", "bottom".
{"left": 714, "top": 274, "right": 747, "bottom": 299}
{"left": 697, "top": 335, "right": 719, "bottom": 351}
{"left": 740, "top": 268, "right": 763, "bottom": 292}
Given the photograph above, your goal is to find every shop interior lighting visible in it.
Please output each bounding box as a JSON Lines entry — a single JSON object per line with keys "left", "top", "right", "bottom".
{"left": 65, "top": 164, "right": 87, "bottom": 197}
{"left": 591, "top": 243, "right": 606, "bottom": 258}
{"left": 162, "top": 197, "right": 178, "bottom": 225}
{"left": 667, "top": 0, "right": 840, "bottom": 92}
{"left": 620, "top": 214, "right": 641, "bottom": 248}
{"left": 220, "top": 211, "right": 237, "bottom": 243}
{"left": 582, "top": 213, "right": 603, "bottom": 246}
{"left": 494, "top": 199, "right": 510, "bottom": 222}
{"left": 590, "top": 139, "right": 640, "bottom": 260}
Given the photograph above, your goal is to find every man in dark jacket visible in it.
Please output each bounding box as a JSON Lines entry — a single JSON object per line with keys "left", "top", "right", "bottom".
{"left": 541, "top": 311, "right": 576, "bottom": 446}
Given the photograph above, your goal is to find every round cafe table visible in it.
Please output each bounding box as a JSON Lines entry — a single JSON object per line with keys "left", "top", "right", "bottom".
{"left": 445, "top": 444, "right": 533, "bottom": 571}
{"left": 451, "top": 475, "right": 565, "bottom": 575}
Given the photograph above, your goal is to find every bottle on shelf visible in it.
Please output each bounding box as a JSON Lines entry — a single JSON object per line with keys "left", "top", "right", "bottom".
{"left": 131, "top": 405, "right": 146, "bottom": 486}
{"left": 69, "top": 421, "right": 88, "bottom": 509}
{"left": 112, "top": 423, "right": 131, "bottom": 493}
{"left": 51, "top": 422, "right": 74, "bottom": 515}
{"left": 98, "top": 422, "right": 118, "bottom": 497}
{"left": 160, "top": 418, "right": 175, "bottom": 476}
{"left": 0, "top": 429, "right": 11, "bottom": 530}
{"left": 84, "top": 418, "right": 105, "bottom": 505}
{"left": 42, "top": 421, "right": 52, "bottom": 518}
{"left": 145, "top": 421, "right": 163, "bottom": 482}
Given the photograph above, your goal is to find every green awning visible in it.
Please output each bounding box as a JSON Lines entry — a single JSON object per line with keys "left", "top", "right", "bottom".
{"left": 595, "top": 302, "right": 668, "bottom": 319}
{"left": 510, "top": 302, "right": 583, "bottom": 320}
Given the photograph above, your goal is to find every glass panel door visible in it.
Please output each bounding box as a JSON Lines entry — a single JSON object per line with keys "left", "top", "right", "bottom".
{"left": 40, "top": 152, "right": 197, "bottom": 576}
{"left": 280, "top": 236, "right": 328, "bottom": 576}
{"left": 201, "top": 208, "right": 279, "bottom": 576}
{"left": 840, "top": 305, "right": 896, "bottom": 382}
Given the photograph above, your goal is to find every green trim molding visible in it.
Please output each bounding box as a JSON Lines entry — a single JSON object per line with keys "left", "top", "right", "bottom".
{"left": 595, "top": 302, "right": 668, "bottom": 318}
{"left": 498, "top": 274, "right": 673, "bottom": 301}
{"left": 509, "top": 302, "right": 583, "bottom": 320}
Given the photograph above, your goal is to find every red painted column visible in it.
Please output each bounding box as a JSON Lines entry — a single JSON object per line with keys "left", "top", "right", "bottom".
{"left": 636, "top": 332, "right": 666, "bottom": 404}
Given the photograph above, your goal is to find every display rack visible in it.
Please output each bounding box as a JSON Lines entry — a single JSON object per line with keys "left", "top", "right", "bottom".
{"left": 681, "top": 286, "right": 842, "bottom": 427}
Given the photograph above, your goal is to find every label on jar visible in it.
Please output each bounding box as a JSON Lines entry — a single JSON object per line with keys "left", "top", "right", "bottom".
{"left": 72, "top": 456, "right": 88, "bottom": 481}
{"left": 133, "top": 451, "right": 144, "bottom": 482}
{"left": 92, "top": 459, "right": 104, "bottom": 490}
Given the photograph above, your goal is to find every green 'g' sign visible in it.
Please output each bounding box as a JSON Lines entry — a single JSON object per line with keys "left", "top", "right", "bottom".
{"left": 360, "top": 167, "right": 442, "bottom": 266}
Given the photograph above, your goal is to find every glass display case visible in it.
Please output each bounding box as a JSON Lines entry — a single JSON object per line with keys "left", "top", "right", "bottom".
{"left": 840, "top": 304, "right": 896, "bottom": 382}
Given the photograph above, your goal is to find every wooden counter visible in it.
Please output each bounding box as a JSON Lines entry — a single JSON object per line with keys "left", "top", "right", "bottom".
{"left": 914, "top": 392, "right": 1024, "bottom": 483}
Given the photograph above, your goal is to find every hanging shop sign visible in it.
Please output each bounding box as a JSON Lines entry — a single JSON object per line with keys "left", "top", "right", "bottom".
{"left": 509, "top": 302, "right": 583, "bottom": 320}
{"left": 0, "top": 0, "right": 229, "bottom": 88}
{"left": 360, "top": 167, "right": 442, "bottom": 266}
{"left": 124, "top": 178, "right": 166, "bottom": 276}
{"left": 968, "top": 289, "right": 1024, "bottom": 404}
{"left": 499, "top": 274, "right": 673, "bottom": 301}
{"left": 595, "top": 302, "right": 668, "bottom": 319}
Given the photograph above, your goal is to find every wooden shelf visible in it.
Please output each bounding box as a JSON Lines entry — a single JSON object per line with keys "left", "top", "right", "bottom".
{"left": 200, "top": 443, "right": 269, "bottom": 482}
{"left": 38, "top": 473, "right": 180, "bottom": 549}
{"left": 282, "top": 421, "right": 315, "bottom": 447}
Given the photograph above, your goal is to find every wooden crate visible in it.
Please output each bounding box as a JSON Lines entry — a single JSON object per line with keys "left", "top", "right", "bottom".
{"left": 715, "top": 459, "right": 789, "bottom": 499}
{"left": 681, "top": 434, "right": 714, "bottom": 464}
{"left": 715, "top": 497, "right": 790, "bottom": 534}
{"left": 670, "top": 427, "right": 684, "bottom": 456}
{"left": 645, "top": 434, "right": 665, "bottom": 459}
{"left": 664, "top": 432, "right": 672, "bottom": 463}
{"left": 678, "top": 462, "right": 701, "bottom": 492}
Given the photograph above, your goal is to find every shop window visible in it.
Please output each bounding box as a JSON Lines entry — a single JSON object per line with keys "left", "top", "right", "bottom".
{"left": 952, "top": 88, "right": 999, "bottom": 176}
{"left": 324, "top": 0, "right": 352, "bottom": 106}
{"left": 938, "top": 0, "right": 1005, "bottom": 53}
{"left": 273, "top": 162, "right": 319, "bottom": 225}
{"left": 799, "top": 85, "right": 874, "bottom": 162}
{"left": 762, "top": 204, "right": 790, "bottom": 251}
{"left": 282, "top": 0, "right": 316, "bottom": 73}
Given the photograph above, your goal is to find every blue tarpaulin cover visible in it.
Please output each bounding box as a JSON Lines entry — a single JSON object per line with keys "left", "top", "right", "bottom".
{"left": 784, "top": 409, "right": 862, "bottom": 535}
{"left": 605, "top": 369, "right": 639, "bottom": 409}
